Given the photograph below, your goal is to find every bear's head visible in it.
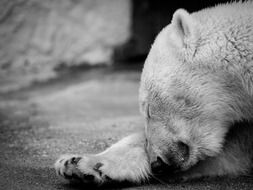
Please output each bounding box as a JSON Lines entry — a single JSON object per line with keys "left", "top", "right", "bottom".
{"left": 139, "top": 8, "right": 253, "bottom": 173}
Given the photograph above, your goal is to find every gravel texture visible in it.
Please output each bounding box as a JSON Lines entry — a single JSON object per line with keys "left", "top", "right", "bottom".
{"left": 0, "top": 68, "right": 253, "bottom": 190}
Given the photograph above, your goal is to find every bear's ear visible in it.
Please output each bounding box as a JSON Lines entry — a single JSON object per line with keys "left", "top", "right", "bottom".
{"left": 170, "top": 9, "right": 198, "bottom": 48}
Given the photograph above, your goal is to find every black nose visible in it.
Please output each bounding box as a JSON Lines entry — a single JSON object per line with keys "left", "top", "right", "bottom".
{"left": 151, "top": 157, "right": 166, "bottom": 174}
{"left": 151, "top": 156, "right": 182, "bottom": 175}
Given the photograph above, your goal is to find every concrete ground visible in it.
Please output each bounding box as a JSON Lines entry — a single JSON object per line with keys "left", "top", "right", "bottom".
{"left": 0, "top": 67, "right": 253, "bottom": 190}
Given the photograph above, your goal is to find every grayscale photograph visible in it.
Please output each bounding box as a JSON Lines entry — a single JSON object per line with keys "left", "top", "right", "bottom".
{"left": 0, "top": 0, "right": 253, "bottom": 189}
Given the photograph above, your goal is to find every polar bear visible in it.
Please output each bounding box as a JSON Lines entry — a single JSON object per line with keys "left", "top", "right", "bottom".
{"left": 55, "top": 1, "right": 253, "bottom": 185}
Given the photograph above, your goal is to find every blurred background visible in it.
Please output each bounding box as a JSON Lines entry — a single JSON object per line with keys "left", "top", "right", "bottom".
{"left": 2, "top": 1, "right": 253, "bottom": 190}
{"left": 0, "top": 0, "right": 230, "bottom": 91}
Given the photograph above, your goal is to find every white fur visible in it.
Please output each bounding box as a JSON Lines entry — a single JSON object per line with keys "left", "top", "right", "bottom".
{"left": 55, "top": 133, "right": 150, "bottom": 184}
{"left": 55, "top": 2, "right": 253, "bottom": 185}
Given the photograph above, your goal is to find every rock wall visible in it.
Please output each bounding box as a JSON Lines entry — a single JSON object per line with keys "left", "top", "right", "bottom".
{"left": 0, "top": 0, "right": 131, "bottom": 92}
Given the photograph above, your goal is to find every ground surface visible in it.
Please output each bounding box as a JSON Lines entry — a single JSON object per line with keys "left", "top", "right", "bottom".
{"left": 1, "top": 67, "right": 253, "bottom": 190}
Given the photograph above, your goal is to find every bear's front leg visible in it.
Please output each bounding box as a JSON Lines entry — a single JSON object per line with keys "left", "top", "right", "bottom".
{"left": 54, "top": 133, "right": 151, "bottom": 185}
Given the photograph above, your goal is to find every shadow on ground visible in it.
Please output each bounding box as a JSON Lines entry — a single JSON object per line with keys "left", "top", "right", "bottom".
{"left": 0, "top": 66, "right": 253, "bottom": 190}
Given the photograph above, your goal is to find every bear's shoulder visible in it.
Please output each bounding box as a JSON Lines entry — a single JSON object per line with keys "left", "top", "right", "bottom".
{"left": 193, "top": 1, "right": 253, "bottom": 19}
{"left": 191, "top": 2, "right": 253, "bottom": 31}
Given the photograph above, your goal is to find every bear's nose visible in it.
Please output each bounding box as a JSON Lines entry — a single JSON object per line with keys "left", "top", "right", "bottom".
{"left": 151, "top": 157, "right": 166, "bottom": 174}
{"left": 151, "top": 156, "right": 182, "bottom": 175}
